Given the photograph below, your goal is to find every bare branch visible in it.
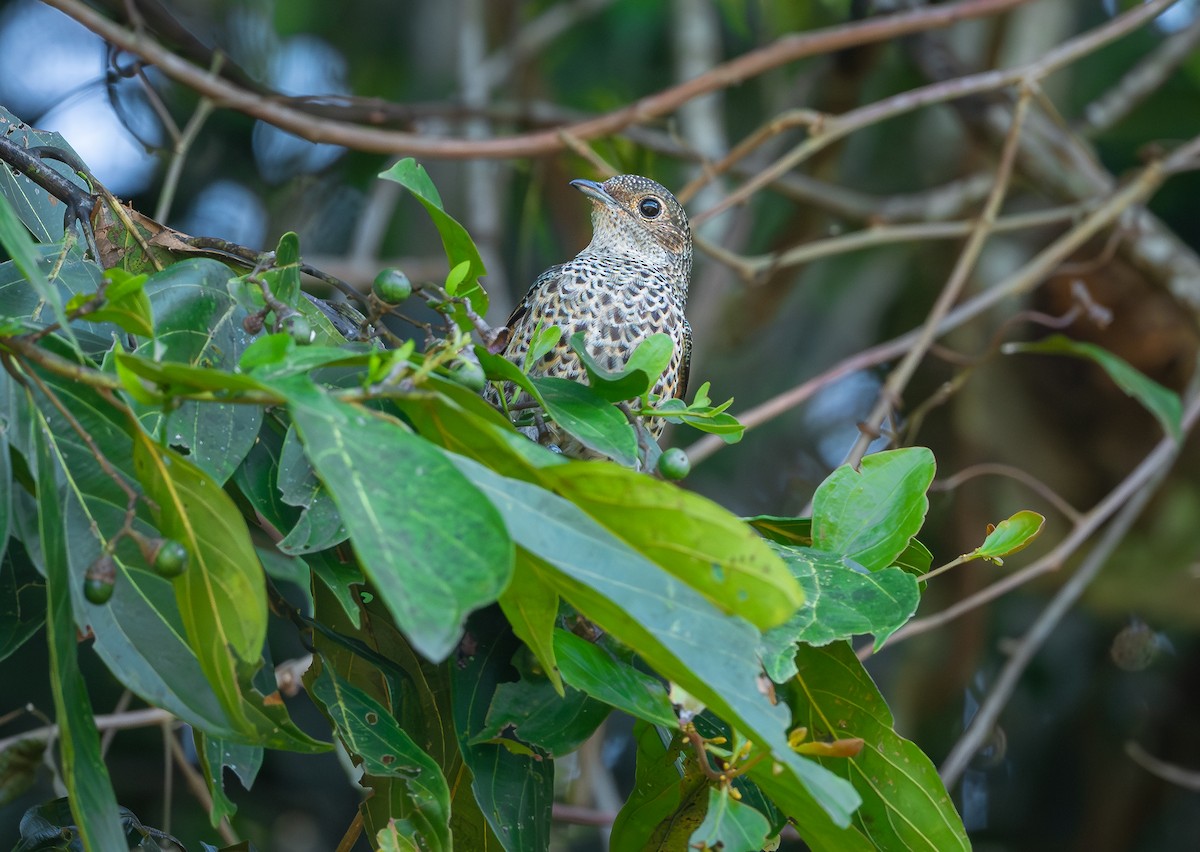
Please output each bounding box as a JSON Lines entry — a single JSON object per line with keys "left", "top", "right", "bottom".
{"left": 41, "top": 0, "right": 1034, "bottom": 159}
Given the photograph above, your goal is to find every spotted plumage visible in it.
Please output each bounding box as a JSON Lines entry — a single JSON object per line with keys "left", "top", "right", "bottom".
{"left": 492, "top": 174, "right": 692, "bottom": 455}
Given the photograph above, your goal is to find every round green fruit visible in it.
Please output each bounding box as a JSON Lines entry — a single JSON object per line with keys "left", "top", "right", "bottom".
{"left": 84, "top": 556, "right": 117, "bottom": 604}
{"left": 657, "top": 447, "right": 691, "bottom": 480}
{"left": 153, "top": 539, "right": 190, "bottom": 578}
{"left": 373, "top": 268, "right": 413, "bottom": 304}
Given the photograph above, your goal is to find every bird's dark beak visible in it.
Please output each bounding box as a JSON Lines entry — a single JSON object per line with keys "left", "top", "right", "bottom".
{"left": 570, "top": 178, "right": 617, "bottom": 207}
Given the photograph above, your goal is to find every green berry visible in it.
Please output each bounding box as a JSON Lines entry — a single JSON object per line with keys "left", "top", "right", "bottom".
{"left": 373, "top": 268, "right": 413, "bottom": 304}
{"left": 449, "top": 359, "right": 487, "bottom": 392}
{"left": 84, "top": 556, "right": 117, "bottom": 604}
{"left": 657, "top": 447, "right": 691, "bottom": 480}
{"left": 152, "top": 539, "right": 190, "bottom": 578}
{"left": 287, "top": 315, "right": 314, "bottom": 345}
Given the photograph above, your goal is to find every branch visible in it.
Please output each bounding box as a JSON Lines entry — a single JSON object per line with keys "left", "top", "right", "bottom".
{"left": 843, "top": 86, "right": 1031, "bottom": 467}
{"left": 936, "top": 387, "right": 1200, "bottom": 788}
{"left": 41, "top": 0, "right": 1033, "bottom": 158}
{"left": 684, "top": 130, "right": 1200, "bottom": 465}
{"left": 885, "top": 389, "right": 1200, "bottom": 651}
{"left": 693, "top": 0, "right": 1179, "bottom": 224}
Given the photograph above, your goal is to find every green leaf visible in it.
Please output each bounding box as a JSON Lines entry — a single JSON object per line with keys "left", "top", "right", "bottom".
{"left": 276, "top": 424, "right": 348, "bottom": 555}
{"left": 530, "top": 376, "right": 639, "bottom": 464}
{"left": 379, "top": 159, "right": 488, "bottom": 318}
{"left": 568, "top": 331, "right": 674, "bottom": 402}
{"left": 554, "top": 629, "right": 676, "bottom": 727}
{"left": 786, "top": 643, "right": 969, "bottom": 851}
{"left": 524, "top": 323, "right": 561, "bottom": 374}
{"left": 449, "top": 607, "right": 554, "bottom": 851}
{"left": 8, "top": 362, "right": 241, "bottom": 736}
{"left": 447, "top": 455, "right": 861, "bottom": 832}
{"left": 541, "top": 464, "right": 803, "bottom": 630}
{"left": 498, "top": 553, "right": 562, "bottom": 694}
{"left": 311, "top": 666, "right": 451, "bottom": 851}
{"left": 285, "top": 382, "right": 512, "bottom": 661}
{"left": 746, "top": 515, "right": 813, "bottom": 546}
{"left": 471, "top": 662, "right": 610, "bottom": 757}
{"left": 73, "top": 269, "right": 154, "bottom": 337}
{"left": 690, "top": 786, "right": 772, "bottom": 852}
{"left": 0, "top": 192, "right": 79, "bottom": 352}
{"left": 196, "top": 732, "right": 262, "bottom": 827}
{"left": 610, "top": 720, "right": 710, "bottom": 850}
{"left": 0, "top": 544, "right": 45, "bottom": 664}
{"left": 444, "top": 259, "right": 471, "bottom": 296}
{"left": 1005, "top": 334, "right": 1183, "bottom": 441}
{"left": 812, "top": 447, "right": 935, "bottom": 572}
{"left": 34, "top": 406, "right": 128, "bottom": 851}
{"left": 132, "top": 431, "right": 266, "bottom": 721}
{"left": 131, "top": 432, "right": 326, "bottom": 752}
{"left": 895, "top": 537, "right": 934, "bottom": 576}
{"left": 971, "top": 510, "right": 1045, "bottom": 564}
{"left": 760, "top": 546, "right": 920, "bottom": 681}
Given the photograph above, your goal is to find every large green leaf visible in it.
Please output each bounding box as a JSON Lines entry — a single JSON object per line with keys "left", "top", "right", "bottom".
{"left": 447, "top": 454, "right": 862, "bottom": 834}
{"left": 471, "top": 665, "right": 610, "bottom": 758}
{"left": 569, "top": 331, "right": 674, "bottom": 402}
{"left": 34, "top": 407, "right": 128, "bottom": 851}
{"left": 6, "top": 363, "right": 238, "bottom": 735}
{"left": 760, "top": 546, "right": 920, "bottom": 682}
{"left": 1005, "top": 335, "right": 1183, "bottom": 441}
{"left": 811, "top": 447, "right": 935, "bottom": 572}
{"left": 285, "top": 382, "right": 512, "bottom": 662}
{"left": 541, "top": 464, "right": 803, "bottom": 630}
{"left": 311, "top": 667, "right": 451, "bottom": 851}
{"left": 132, "top": 259, "right": 262, "bottom": 483}
{"left": 132, "top": 430, "right": 325, "bottom": 751}
{"left": 787, "top": 643, "right": 969, "bottom": 851}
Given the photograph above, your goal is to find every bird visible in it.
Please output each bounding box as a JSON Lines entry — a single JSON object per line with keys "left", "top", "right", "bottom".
{"left": 490, "top": 174, "right": 692, "bottom": 456}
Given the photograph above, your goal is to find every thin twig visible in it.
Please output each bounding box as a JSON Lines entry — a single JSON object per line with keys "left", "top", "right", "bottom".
{"left": 884, "top": 391, "right": 1200, "bottom": 650}
{"left": 1125, "top": 742, "right": 1200, "bottom": 792}
{"left": 844, "top": 86, "right": 1032, "bottom": 467}
{"left": 931, "top": 462, "right": 1082, "bottom": 523}
{"left": 936, "top": 387, "right": 1192, "bottom": 788}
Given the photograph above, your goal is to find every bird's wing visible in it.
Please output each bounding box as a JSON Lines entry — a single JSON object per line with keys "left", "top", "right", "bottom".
{"left": 503, "top": 263, "right": 564, "bottom": 333}
{"left": 677, "top": 318, "right": 692, "bottom": 400}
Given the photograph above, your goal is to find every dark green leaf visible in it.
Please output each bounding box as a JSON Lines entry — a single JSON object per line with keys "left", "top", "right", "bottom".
{"left": 471, "top": 664, "right": 609, "bottom": 757}
{"left": 760, "top": 546, "right": 920, "bottom": 681}
{"left": 34, "top": 406, "right": 128, "bottom": 850}
{"left": 0, "top": 542, "right": 45, "bottom": 663}
{"left": 311, "top": 666, "right": 451, "bottom": 851}
{"left": 610, "top": 721, "right": 709, "bottom": 850}
{"left": 450, "top": 608, "right": 553, "bottom": 851}
{"left": 196, "top": 732, "right": 263, "bottom": 827}
{"left": 0, "top": 108, "right": 90, "bottom": 242}
{"left": 448, "top": 455, "right": 861, "bottom": 831}
{"left": 285, "top": 383, "right": 512, "bottom": 661}
{"left": 1005, "top": 335, "right": 1182, "bottom": 441}
{"left": 0, "top": 192, "right": 79, "bottom": 352}
{"left": 554, "top": 629, "right": 676, "bottom": 727}
{"left": 786, "top": 643, "right": 969, "bottom": 851}
{"left": 811, "top": 447, "right": 935, "bottom": 572}
{"left": 529, "top": 376, "right": 639, "bottom": 464}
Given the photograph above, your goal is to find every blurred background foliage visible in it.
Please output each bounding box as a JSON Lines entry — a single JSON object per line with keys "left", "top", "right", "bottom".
{"left": 1, "top": 0, "right": 1199, "bottom": 849}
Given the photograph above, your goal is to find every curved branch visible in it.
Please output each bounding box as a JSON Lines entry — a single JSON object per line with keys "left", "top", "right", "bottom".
{"left": 42, "top": 0, "right": 1032, "bottom": 159}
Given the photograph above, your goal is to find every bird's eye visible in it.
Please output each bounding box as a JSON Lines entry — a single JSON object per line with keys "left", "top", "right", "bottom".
{"left": 638, "top": 197, "right": 662, "bottom": 219}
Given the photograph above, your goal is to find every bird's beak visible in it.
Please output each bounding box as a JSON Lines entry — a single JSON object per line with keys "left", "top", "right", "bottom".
{"left": 570, "top": 178, "right": 618, "bottom": 207}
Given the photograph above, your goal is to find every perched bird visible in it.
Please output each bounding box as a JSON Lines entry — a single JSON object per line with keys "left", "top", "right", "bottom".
{"left": 492, "top": 174, "right": 692, "bottom": 455}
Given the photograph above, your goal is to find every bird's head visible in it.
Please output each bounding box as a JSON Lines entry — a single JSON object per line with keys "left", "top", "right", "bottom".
{"left": 570, "top": 175, "right": 691, "bottom": 274}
